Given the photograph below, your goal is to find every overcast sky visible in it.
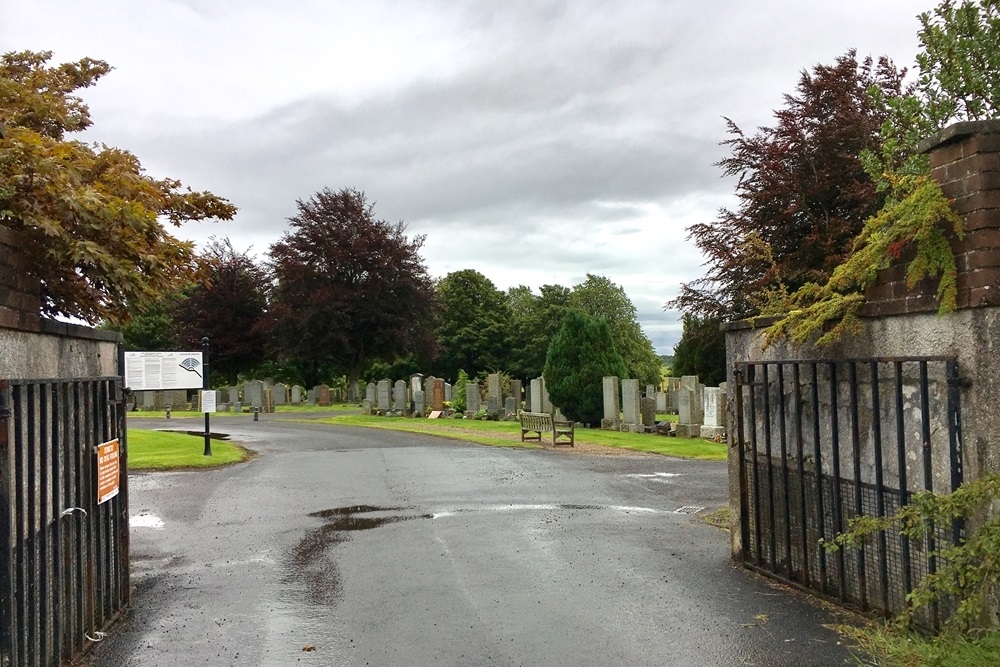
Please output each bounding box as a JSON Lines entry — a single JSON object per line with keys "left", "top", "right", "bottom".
{"left": 1, "top": 0, "right": 928, "bottom": 353}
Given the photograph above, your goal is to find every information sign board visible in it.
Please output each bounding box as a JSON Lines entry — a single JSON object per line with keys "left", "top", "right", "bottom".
{"left": 96, "top": 439, "right": 120, "bottom": 504}
{"left": 124, "top": 351, "right": 204, "bottom": 391}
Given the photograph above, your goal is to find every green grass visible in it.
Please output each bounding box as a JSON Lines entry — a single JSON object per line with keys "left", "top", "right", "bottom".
{"left": 655, "top": 413, "right": 680, "bottom": 422}
{"left": 319, "top": 415, "right": 726, "bottom": 460}
{"left": 127, "top": 429, "right": 251, "bottom": 470}
{"left": 836, "top": 623, "right": 1000, "bottom": 667}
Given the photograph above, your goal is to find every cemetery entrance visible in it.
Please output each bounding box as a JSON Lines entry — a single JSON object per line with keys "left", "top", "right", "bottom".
{"left": 732, "top": 356, "right": 964, "bottom": 629}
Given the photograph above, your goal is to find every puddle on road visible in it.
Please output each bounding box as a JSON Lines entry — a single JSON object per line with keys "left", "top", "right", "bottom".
{"left": 285, "top": 506, "right": 431, "bottom": 607}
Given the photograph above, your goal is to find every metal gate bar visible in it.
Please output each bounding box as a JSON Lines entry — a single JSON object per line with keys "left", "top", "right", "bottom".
{"left": 734, "top": 356, "right": 964, "bottom": 630}
{"left": 0, "top": 377, "right": 129, "bottom": 667}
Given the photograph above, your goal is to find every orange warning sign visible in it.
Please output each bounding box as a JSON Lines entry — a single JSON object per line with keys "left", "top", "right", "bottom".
{"left": 97, "top": 439, "right": 120, "bottom": 504}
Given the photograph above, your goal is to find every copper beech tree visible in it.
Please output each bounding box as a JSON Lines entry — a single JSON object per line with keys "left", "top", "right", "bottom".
{"left": 266, "top": 188, "right": 439, "bottom": 388}
{"left": 0, "top": 50, "right": 236, "bottom": 324}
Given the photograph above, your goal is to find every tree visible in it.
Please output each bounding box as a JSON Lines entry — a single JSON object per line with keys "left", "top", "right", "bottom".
{"left": 452, "top": 369, "right": 470, "bottom": 412}
{"left": 543, "top": 310, "right": 627, "bottom": 425}
{"left": 172, "top": 238, "right": 270, "bottom": 385}
{"left": 671, "top": 315, "right": 727, "bottom": 386}
{"left": 916, "top": 0, "right": 1000, "bottom": 126}
{"left": 267, "top": 188, "right": 439, "bottom": 388}
{"left": 110, "top": 293, "right": 181, "bottom": 351}
{"left": 506, "top": 283, "right": 571, "bottom": 380}
{"left": 432, "top": 269, "right": 510, "bottom": 380}
{"left": 570, "top": 274, "right": 660, "bottom": 384}
{"left": 0, "top": 50, "right": 236, "bottom": 324}
{"left": 672, "top": 51, "right": 907, "bottom": 322}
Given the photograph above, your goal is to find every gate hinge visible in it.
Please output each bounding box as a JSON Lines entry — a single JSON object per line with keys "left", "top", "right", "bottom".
{"left": 0, "top": 408, "right": 9, "bottom": 419}
{"left": 947, "top": 376, "right": 972, "bottom": 388}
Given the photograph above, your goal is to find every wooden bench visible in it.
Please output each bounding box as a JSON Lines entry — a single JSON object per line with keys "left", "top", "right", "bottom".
{"left": 519, "top": 411, "right": 575, "bottom": 447}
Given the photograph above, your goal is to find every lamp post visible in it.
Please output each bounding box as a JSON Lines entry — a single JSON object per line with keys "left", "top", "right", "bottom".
{"left": 202, "top": 337, "right": 212, "bottom": 456}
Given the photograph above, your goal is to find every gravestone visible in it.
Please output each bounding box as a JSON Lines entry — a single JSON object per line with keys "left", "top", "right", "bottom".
{"left": 218, "top": 387, "right": 229, "bottom": 404}
{"left": 173, "top": 390, "right": 190, "bottom": 409}
{"left": 393, "top": 380, "right": 407, "bottom": 412}
{"left": 228, "top": 386, "right": 240, "bottom": 405}
{"left": 347, "top": 381, "right": 359, "bottom": 403}
{"left": 291, "top": 385, "right": 303, "bottom": 404}
{"left": 676, "top": 388, "right": 704, "bottom": 438}
{"left": 509, "top": 379, "right": 522, "bottom": 410}
{"left": 414, "top": 390, "right": 425, "bottom": 417}
{"left": 646, "top": 384, "right": 655, "bottom": 398}
{"left": 486, "top": 373, "right": 502, "bottom": 410}
{"left": 306, "top": 388, "right": 317, "bottom": 405}
{"left": 410, "top": 374, "right": 423, "bottom": 396}
{"left": 602, "top": 376, "right": 620, "bottom": 429}
{"left": 316, "top": 384, "right": 331, "bottom": 407}
{"left": 505, "top": 396, "right": 516, "bottom": 417}
{"left": 655, "top": 391, "right": 667, "bottom": 413}
{"left": 699, "top": 386, "right": 725, "bottom": 439}
{"left": 273, "top": 383, "right": 288, "bottom": 405}
{"left": 539, "top": 378, "right": 552, "bottom": 414}
{"left": 377, "top": 380, "right": 392, "bottom": 412}
{"left": 667, "top": 377, "right": 680, "bottom": 413}
{"left": 233, "top": 401, "right": 242, "bottom": 413}
{"left": 361, "top": 399, "right": 373, "bottom": 415}
{"left": 444, "top": 382, "right": 452, "bottom": 403}
{"left": 431, "top": 378, "right": 446, "bottom": 411}
{"left": 620, "top": 379, "right": 641, "bottom": 433}
{"left": 524, "top": 384, "right": 532, "bottom": 414}
{"left": 487, "top": 395, "right": 500, "bottom": 418}
{"left": 366, "top": 383, "right": 376, "bottom": 404}
{"left": 245, "top": 381, "right": 265, "bottom": 409}
{"left": 466, "top": 381, "right": 481, "bottom": 414}
{"left": 640, "top": 397, "right": 656, "bottom": 428}
{"left": 529, "top": 378, "right": 543, "bottom": 413}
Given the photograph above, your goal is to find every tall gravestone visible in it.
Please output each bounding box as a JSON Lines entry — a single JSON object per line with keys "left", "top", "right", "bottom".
{"left": 393, "top": 380, "right": 407, "bottom": 412}
{"left": 621, "top": 379, "right": 641, "bottom": 433}
{"left": 361, "top": 399, "right": 373, "bottom": 415}
{"left": 530, "top": 378, "right": 543, "bottom": 413}
{"left": 487, "top": 394, "right": 500, "bottom": 418}
{"left": 539, "top": 378, "right": 552, "bottom": 414}
{"left": 291, "top": 385, "right": 303, "bottom": 404}
{"left": 366, "top": 383, "right": 377, "bottom": 404}
{"left": 486, "top": 373, "right": 502, "bottom": 410}
{"left": 444, "top": 382, "right": 452, "bottom": 403}
{"left": 509, "top": 379, "right": 522, "bottom": 409}
{"left": 602, "top": 376, "right": 620, "bottom": 429}
{"left": 505, "top": 396, "right": 516, "bottom": 417}
{"left": 347, "top": 381, "right": 359, "bottom": 403}
{"left": 699, "top": 386, "right": 725, "bottom": 439}
{"left": 655, "top": 391, "right": 667, "bottom": 412}
{"left": 640, "top": 397, "right": 656, "bottom": 428}
{"left": 410, "top": 375, "right": 423, "bottom": 396}
{"left": 377, "top": 380, "right": 392, "bottom": 412}
{"left": 243, "top": 381, "right": 261, "bottom": 409}
{"left": 646, "top": 384, "right": 655, "bottom": 398}
{"left": 273, "top": 383, "right": 288, "bottom": 405}
{"left": 431, "top": 378, "right": 446, "bottom": 411}
{"left": 466, "top": 381, "right": 481, "bottom": 414}
{"left": 414, "top": 390, "right": 425, "bottom": 417}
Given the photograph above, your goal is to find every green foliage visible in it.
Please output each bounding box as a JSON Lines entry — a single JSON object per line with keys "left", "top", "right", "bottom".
{"left": 763, "top": 174, "right": 963, "bottom": 347}
{"left": 506, "top": 284, "right": 571, "bottom": 380}
{"left": 108, "top": 293, "right": 182, "bottom": 351}
{"left": 837, "top": 621, "right": 1000, "bottom": 666}
{"left": 543, "top": 310, "right": 627, "bottom": 425}
{"left": 671, "top": 315, "right": 726, "bottom": 386}
{"left": 570, "top": 274, "right": 660, "bottom": 384}
{"left": 433, "top": 269, "right": 510, "bottom": 380}
{"left": 827, "top": 474, "right": 1000, "bottom": 634}
{"left": 916, "top": 0, "right": 1000, "bottom": 125}
{"left": 452, "top": 369, "right": 469, "bottom": 413}
{"left": 0, "top": 50, "right": 236, "bottom": 324}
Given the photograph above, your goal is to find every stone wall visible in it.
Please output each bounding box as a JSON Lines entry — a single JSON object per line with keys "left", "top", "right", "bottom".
{"left": 0, "top": 225, "right": 121, "bottom": 378}
{"left": 724, "top": 120, "right": 1000, "bottom": 560}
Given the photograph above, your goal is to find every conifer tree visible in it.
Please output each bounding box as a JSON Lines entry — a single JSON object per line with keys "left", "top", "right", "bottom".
{"left": 543, "top": 310, "right": 626, "bottom": 425}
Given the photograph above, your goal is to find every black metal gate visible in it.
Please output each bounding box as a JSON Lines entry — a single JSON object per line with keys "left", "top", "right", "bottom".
{"left": 0, "top": 377, "right": 129, "bottom": 667}
{"left": 734, "top": 357, "right": 964, "bottom": 628}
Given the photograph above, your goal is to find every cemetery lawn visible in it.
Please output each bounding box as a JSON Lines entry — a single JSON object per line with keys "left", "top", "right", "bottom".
{"left": 323, "top": 416, "right": 726, "bottom": 460}
{"left": 127, "top": 429, "right": 251, "bottom": 470}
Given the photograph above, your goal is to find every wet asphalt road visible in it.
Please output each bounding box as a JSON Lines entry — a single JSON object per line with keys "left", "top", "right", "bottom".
{"left": 88, "top": 416, "right": 856, "bottom": 667}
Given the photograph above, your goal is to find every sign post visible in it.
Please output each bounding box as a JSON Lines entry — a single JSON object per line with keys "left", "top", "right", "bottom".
{"left": 202, "top": 337, "right": 212, "bottom": 456}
